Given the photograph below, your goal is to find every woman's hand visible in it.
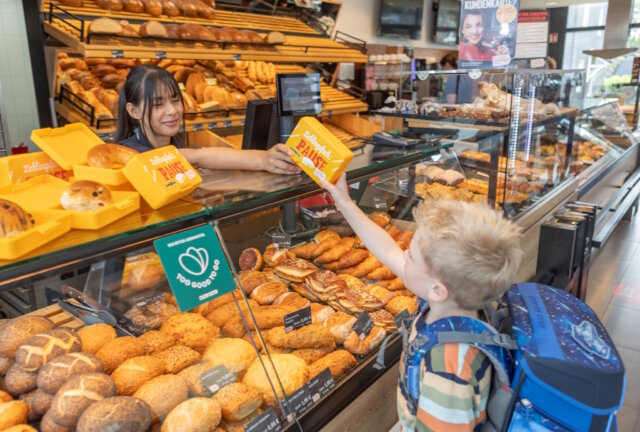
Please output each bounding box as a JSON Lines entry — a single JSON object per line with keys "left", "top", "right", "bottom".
{"left": 318, "top": 173, "right": 351, "bottom": 208}
{"left": 496, "top": 44, "right": 510, "bottom": 56}
{"left": 262, "top": 144, "right": 301, "bottom": 175}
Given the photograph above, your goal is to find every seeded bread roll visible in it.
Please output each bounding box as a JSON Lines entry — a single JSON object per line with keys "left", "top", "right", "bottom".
{"left": 5, "top": 365, "right": 37, "bottom": 395}
{"left": 138, "top": 330, "right": 175, "bottom": 355}
{"left": 0, "top": 401, "right": 28, "bottom": 430}
{"left": 212, "top": 383, "right": 262, "bottom": 422}
{"left": 15, "top": 328, "right": 81, "bottom": 372}
{"left": 161, "top": 397, "right": 222, "bottom": 432}
{"left": 0, "top": 317, "right": 54, "bottom": 357}
{"left": 95, "top": 337, "right": 145, "bottom": 374}
{"left": 111, "top": 356, "right": 164, "bottom": 396}
{"left": 76, "top": 396, "right": 152, "bottom": 432}
{"left": 0, "top": 357, "right": 14, "bottom": 376}
{"left": 153, "top": 345, "right": 200, "bottom": 374}
{"left": 133, "top": 374, "right": 188, "bottom": 422}
{"left": 19, "top": 389, "right": 53, "bottom": 421}
{"left": 77, "top": 324, "right": 116, "bottom": 355}
{"left": 176, "top": 363, "right": 212, "bottom": 397}
{"left": 48, "top": 373, "right": 116, "bottom": 428}
{"left": 37, "top": 352, "right": 103, "bottom": 395}
{"left": 40, "top": 410, "right": 74, "bottom": 432}
{"left": 160, "top": 313, "right": 220, "bottom": 353}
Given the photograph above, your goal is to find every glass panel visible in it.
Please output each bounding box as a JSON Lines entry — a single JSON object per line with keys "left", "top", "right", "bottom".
{"left": 563, "top": 29, "right": 605, "bottom": 71}
{"left": 633, "top": 0, "right": 640, "bottom": 24}
{"left": 567, "top": 2, "right": 608, "bottom": 28}
{"left": 577, "top": 101, "right": 638, "bottom": 150}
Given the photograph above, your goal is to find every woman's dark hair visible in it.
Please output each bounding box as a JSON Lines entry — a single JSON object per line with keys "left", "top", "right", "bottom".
{"left": 115, "top": 65, "right": 183, "bottom": 143}
{"left": 440, "top": 54, "right": 457, "bottom": 69}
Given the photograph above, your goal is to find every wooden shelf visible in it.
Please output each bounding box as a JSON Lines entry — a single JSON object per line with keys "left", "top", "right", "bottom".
{"left": 43, "top": 0, "right": 319, "bottom": 35}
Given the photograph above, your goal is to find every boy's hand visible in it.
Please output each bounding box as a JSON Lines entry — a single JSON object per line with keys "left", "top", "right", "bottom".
{"left": 319, "top": 173, "right": 350, "bottom": 207}
{"left": 263, "top": 144, "right": 301, "bottom": 175}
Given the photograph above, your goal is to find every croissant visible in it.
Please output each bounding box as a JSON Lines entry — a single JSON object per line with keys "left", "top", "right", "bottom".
{"left": 315, "top": 238, "right": 356, "bottom": 264}
{"left": 378, "top": 277, "right": 405, "bottom": 291}
{"left": 325, "top": 249, "right": 369, "bottom": 270}
{"left": 366, "top": 265, "right": 396, "bottom": 281}
{"left": 337, "top": 265, "right": 358, "bottom": 275}
{"left": 292, "top": 236, "right": 340, "bottom": 260}
{"left": 384, "top": 224, "right": 401, "bottom": 239}
{"left": 291, "top": 242, "right": 320, "bottom": 260}
{"left": 369, "top": 213, "right": 391, "bottom": 227}
{"left": 349, "top": 255, "right": 382, "bottom": 277}
{"left": 395, "top": 231, "right": 414, "bottom": 250}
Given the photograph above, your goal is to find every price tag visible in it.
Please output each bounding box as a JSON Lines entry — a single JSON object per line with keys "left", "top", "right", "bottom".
{"left": 307, "top": 368, "right": 335, "bottom": 402}
{"left": 199, "top": 365, "right": 236, "bottom": 395}
{"left": 271, "top": 233, "right": 291, "bottom": 247}
{"left": 394, "top": 308, "right": 411, "bottom": 329}
{"left": 244, "top": 407, "right": 280, "bottom": 432}
{"left": 192, "top": 123, "right": 203, "bottom": 131}
{"left": 284, "top": 306, "right": 312, "bottom": 333}
{"left": 353, "top": 312, "right": 374, "bottom": 340}
{"left": 208, "top": 122, "right": 218, "bottom": 129}
{"left": 233, "top": 54, "right": 242, "bottom": 61}
{"left": 416, "top": 71, "right": 429, "bottom": 81}
{"left": 240, "top": 119, "right": 245, "bottom": 126}
{"left": 206, "top": 78, "right": 218, "bottom": 86}
{"left": 223, "top": 120, "right": 233, "bottom": 128}
{"left": 288, "top": 384, "right": 313, "bottom": 415}
{"left": 111, "top": 50, "right": 124, "bottom": 58}
{"left": 155, "top": 51, "right": 167, "bottom": 59}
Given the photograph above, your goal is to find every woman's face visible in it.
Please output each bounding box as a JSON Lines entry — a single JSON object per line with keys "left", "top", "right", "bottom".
{"left": 146, "top": 90, "right": 183, "bottom": 139}
{"left": 462, "top": 14, "right": 484, "bottom": 46}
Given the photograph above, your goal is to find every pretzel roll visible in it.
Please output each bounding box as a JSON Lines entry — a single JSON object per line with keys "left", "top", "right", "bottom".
{"left": 14, "top": 328, "right": 82, "bottom": 372}
{"left": 86, "top": 143, "right": 138, "bottom": 169}
{"left": 60, "top": 181, "right": 113, "bottom": 212}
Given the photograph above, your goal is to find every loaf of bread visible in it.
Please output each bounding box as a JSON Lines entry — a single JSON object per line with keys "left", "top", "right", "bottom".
{"left": 161, "top": 397, "right": 221, "bottom": 432}
{"left": 40, "top": 410, "right": 74, "bottom": 432}
{"left": 88, "top": 17, "right": 123, "bottom": 34}
{"left": 58, "top": 58, "right": 88, "bottom": 71}
{"left": 194, "top": 0, "right": 215, "bottom": 19}
{"left": 19, "top": 389, "right": 53, "bottom": 421}
{"left": 47, "top": 373, "right": 116, "bottom": 428}
{"left": 133, "top": 374, "right": 188, "bottom": 422}
{"left": 0, "top": 317, "right": 54, "bottom": 358}
{"left": 160, "top": 313, "right": 220, "bottom": 353}
{"left": 176, "top": 363, "right": 211, "bottom": 397}
{"left": 77, "top": 324, "right": 116, "bottom": 355}
{"left": 37, "top": 352, "right": 103, "bottom": 395}
{"left": 243, "top": 354, "right": 308, "bottom": 405}
{"left": 139, "top": 21, "right": 167, "bottom": 38}
{"left": 15, "top": 328, "right": 81, "bottom": 372}
{"left": 212, "top": 383, "right": 262, "bottom": 422}
{"left": 202, "top": 338, "right": 256, "bottom": 377}
{"left": 153, "top": 345, "right": 200, "bottom": 374}
{"left": 76, "top": 396, "right": 152, "bottom": 432}
{"left": 0, "top": 357, "right": 14, "bottom": 376}
{"left": 141, "top": 0, "right": 163, "bottom": 15}
{"left": 161, "top": 0, "right": 180, "bottom": 16}
{"left": 0, "top": 401, "right": 28, "bottom": 430}
{"left": 96, "top": 0, "right": 124, "bottom": 10}
{"left": 266, "top": 31, "right": 285, "bottom": 44}
{"left": 95, "top": 337, "right": 145, "bottom": 374}
{"left": 138, "top": 330, "right": 175, "bottom": 355}
{"left": 5, "top": 365, "right": 37, "bottom": 395}
{"left": 102, "top": 73, "right": 125, "bottom": 88}
{"left": 90, "top": 64, "right": 116, "bottom": 77}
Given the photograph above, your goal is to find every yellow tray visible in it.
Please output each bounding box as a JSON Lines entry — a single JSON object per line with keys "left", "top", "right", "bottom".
{"left": 1, "top": 175, "right": 140, "bottom": 230}
{"left": 31, "top": 123, "right": 103, "bottom": 171}
{"left": 0, "top": 209, "right": 71, "bottom": 259}
{"left": 0, "top": 152, "right": 72, "bottom": 188}
{"left": 73, "top": 164, "right": 129, "bottom": 187}
{"left": 123, "top": 146, "right": 202, "bottom": 209}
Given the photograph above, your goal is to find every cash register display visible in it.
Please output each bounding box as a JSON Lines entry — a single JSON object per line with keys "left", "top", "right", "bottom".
{"left": 277, "top": 73, "right": 322, "bottom": 117}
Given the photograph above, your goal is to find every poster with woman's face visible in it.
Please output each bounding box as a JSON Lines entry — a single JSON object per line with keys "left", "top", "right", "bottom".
{"left": 458, "top": 0, "right": 519, "bottom": 69}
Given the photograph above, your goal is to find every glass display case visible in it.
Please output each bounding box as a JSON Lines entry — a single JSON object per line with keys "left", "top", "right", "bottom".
{"left": 371, "top": 68, "right": 585, "bottom": 218}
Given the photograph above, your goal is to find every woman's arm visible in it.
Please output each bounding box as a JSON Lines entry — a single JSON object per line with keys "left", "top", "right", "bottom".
{"left": 180, "top": 144, "right": 301, "bottom": 175}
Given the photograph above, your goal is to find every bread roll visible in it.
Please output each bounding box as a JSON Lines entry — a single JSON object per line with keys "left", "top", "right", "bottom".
{"left": 241, "top": 29, "right": 263, "bottom": 43}
{"left": 194, "top": 0, "right": 215, "bottom": 19}
{"left": 19, "top": 389, "right": 53, "bottom": 421}
{"left": 308, "top": 350, "right": 357, "bottom": 381}
{"left": 139, "top": 21, "right": 167, "bottom": 37}
{"left": 265, "top": 324, "right": 334, "bottom": 349}
{"left": 160, "top": 313, "right": 219, "bottom": 352}
{"left": 161, "top": 0, "right": 180, "bottom": 16}
{"left": 0, "top": 317, "right": 54, "bottom": 358}
{"left": 177, "top": 363, "right": 212, "bottom": 397}
{"left": 243, "top": 354, "right": 308, "bottom": 406}
{"left": 213, "top": 383, "right": 262, "bottom": 422}
{"left": 161, "top": 397, "right": 221, "bottom": 432}
{"left": 202, "top": 338, "right": 256, "bottom": 377}
{"left": 108, "top": 58, "right": 136, "bottom": 68}
{"left": 60, "top": 180, "right": 113, "bottom": 212}
{"left": 142, "top": 0, "right": 163, "bottom": 15}
{"left": 138, "top": 330, "right": 175, "bottom": 355}
{"left": 76, "top": 396, "right": 152, "bottom": 432}
{"left": 0, "top": 401, "right": 28, "bottom": 430}
{"left": 15, "top": 328, "right": 81, "bottom": 372}
{"left": 58, "top": 58, "right": 88, "bottom": 71}
{"left": 90, "top": 64, "right": 116, "bottom": 77}
{"left": 37, "top": 352, "right": 103, "bottom": 395}
{"left": 0, "top": 390, "right": 11, "bottom": 403}
{"left": 153, "top": 345, "right": 200, "bottom": 374}
{"left": 95, "top": 337, "right": 145, "bottom": 373}
{"left": 77, "top": 324, "right": 116, "bottom": 355}
{"left": 133, "top": 374, "right": 188, "bottom": 422}
{"left": 2, "top": 425, "right": 36, "bottom": 432}
{"left": 48, "top": 373, "right": 116, "bottom": 427}
{"left": 5, "top": 365, "right": 37, "bottom": 395}
{"left": 102, "top": 73, "right": 125, "bottom": 88}
{"left": 0, "top": 357, "right": 14, "bottom": 376}
{"left": 60, "top": 0, "right": 83, "bottom": 6}
{"left": 40, "top": 410, "right": 74, "bottom": 432}
{"left": 88, "top": 17, "right": 123, "bottom": 34}
{"left": 343, "top": 326, "right": 386, "bottom": 356}
{"left": 111, "top": 356, "right": 164, "bottom": 396}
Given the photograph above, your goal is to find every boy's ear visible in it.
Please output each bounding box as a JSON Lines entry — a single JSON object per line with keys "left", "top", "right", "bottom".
{"left": 428, "top": 280, "right": 450, "bottom": 303}
{"left": 126, "top": 102, "right": 141, "bottom": 120}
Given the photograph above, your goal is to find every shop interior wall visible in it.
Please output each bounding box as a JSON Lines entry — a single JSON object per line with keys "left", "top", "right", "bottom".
{"left": 0, "top": 0, "right": 41, "bottom": 151}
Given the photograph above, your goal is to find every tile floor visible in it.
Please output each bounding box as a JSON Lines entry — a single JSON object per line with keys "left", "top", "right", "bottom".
{"left": 587, "top": 217, "right": 640, "bottom": 431}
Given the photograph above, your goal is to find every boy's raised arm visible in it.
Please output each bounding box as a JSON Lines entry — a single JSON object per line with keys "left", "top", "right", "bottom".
{"left": 321, "top": 174, "right": 405, "bottom": 278}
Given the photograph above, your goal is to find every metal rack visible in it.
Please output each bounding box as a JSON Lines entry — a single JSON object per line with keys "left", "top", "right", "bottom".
{"left": 0, "top": 81, "right": 10, "bottom": 156}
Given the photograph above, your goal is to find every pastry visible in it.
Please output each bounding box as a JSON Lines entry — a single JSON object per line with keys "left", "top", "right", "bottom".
{"left": 95, "top": 336, "right": 145, "bottom": 374}
{"left": 314, "top": 238, "right": 356, "bottom": 264}
{"left": 177, "top": 363, "right": 212, "bottom": 397}
{"left": 160, "top": 313, "right": 220, "bottom": 352}
{"left": 0, "top": 357, "right": 12, "bottom": 376}
{"left": 0, "top": 391, "right": 10, "bottom": 403}
{"left": 335, "top": 287, "right": 384, "bottom": 313}
{"left": 347, "top": 255, "right": 382, "bottom": 278}
{"left": 202, "top": 338, "right": 256, "bottom": 377}
{"left": 369, "top": 213, "right": 390, "bottom": 227}
{"left": 435, "top": 169, "right": 465, "bottom": 186}
{"left": 48, "top": 373, "right": 116, "bottom": 428}
{"left": 37, "top": 353, "right": 104, "bottom": 394}
{"left": 291, "top": 341, "right": 336, "bottom": 365}
{"left": 385, "top": 296, "right": 417, "bottom": 316}
{"left": 133, "top": 374, "right": 188, "bottom": 422}
{"left": 0, "top": 401, "right": 28, "bottom": 430}
{"left": 310, "top": 303, "right": 335, "bottom": 324}
{"left": 263, "top": 244, "right": 295, "bottom": 267}
{"left": 162, "top": 397, "right": 221, "bottom": 432}
{"left": 237, "top": 271, "right": 277, "bottom": 295}
{"left": 324, "top": 249, "right": 369, "bottom": 271}
{"left": 273, "top": 292, "right": 310, "bottom": 310}
{"left": 378, "top": 277, "right": 405, "bottom": 291}
{"left": 5, "top": 365, "right": 37, "bottom": 395}
{"left": 76, "top": 396, "right": 151, "bottom": 432}
{"left": 337, "top": 274, "right": 365, "bottom": 289}
{"left": 2, "top": 425, "right": 36, "bottom": 432}
{"left": 0, "top": 317, "right": 54, "bottom": 357}
{"left": 139, "top": 21, "right": 167, "bottom": 38}
{"left": 77, "top": 324, "right": 116, "bottom": 355}
{"left": 243, "top": 354, "right": 308, "bottom": 405}
{"left": 343, "top": 326, "right": 386, "bottom": 356}
{"left": 366, "top": 265, "right": 395, "bottom": 281}
{"left": 111, "top": 355, "right": 164, "bottom": 395}
{"left": 238, "top": 248, "right": 263, "bottom": 271}
{"left": 308, "top": 350, "right": 357, "bottom": 380}
{"left": 15, "top": 328, "right": 82, "bottom": 372}
{"left": 60, "top": 181, "right": 113, "bottom": 211}
{"left": 363, "top": 284, "right": 396, "bottom": 305}
{"left": 291, "top": 231, "right": 340, "bottom": 260}
{"left": 265, "top": 324, "right": 334, "bottom": 349}
{"left": 124, "top": 295, "right": 179, "bottom": 334}
{"left": 250, "top": 281, "right": 288, "bottom": 305}
{"left": 323, "top": 312, "right": 357, "bottom": 345}
{"left": 206, "top": 299, "right": 257, "bottom": 328}
{"left": 395, "top": 231, "right": 414, "bottom": 250}
{"left": 274, "top": 258, "right": 318, "bottom": 283}
{"left": 368, "top": 310, "right": 396, "bottom": 332}
{"left": 221, "top": 304, "right": 295, "bottom": 336}
{"left": 153, "top": 345, "right": 200, "bottom": 374}
{"left": 137, "top": 330, "right": 175, "bottom": 355}
{"left": 212, "top": 383, "right": 262, "bottom": 422}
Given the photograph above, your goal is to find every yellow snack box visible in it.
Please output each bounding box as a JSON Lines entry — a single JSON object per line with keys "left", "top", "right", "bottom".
{"left": 285, "top": 116, "right": 354, "bottom": 185}
{"left": 123, "top": 145, "right": 202, "bottom": 209}
{"left": 0, "top": 152, "right": 71, "bottom": 188}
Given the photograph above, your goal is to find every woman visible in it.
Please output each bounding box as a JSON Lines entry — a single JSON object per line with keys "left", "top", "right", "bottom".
{"left": 459, "top": 11, "right": 509, "bottom": 62}
{"left": 116, "top": 65, "right": 300, "bottom": 175}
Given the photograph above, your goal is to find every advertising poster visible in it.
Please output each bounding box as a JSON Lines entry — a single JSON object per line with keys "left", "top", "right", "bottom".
{"left": 459, "top": 0, "right": 520, "bottom": 69}
{"left": 515, "top": 10, "right": 549, "bottom": 68}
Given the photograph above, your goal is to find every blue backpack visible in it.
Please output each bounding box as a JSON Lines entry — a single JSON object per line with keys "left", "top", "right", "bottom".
{"left": 393, "top": 283, "right": 626, "bottom": 432}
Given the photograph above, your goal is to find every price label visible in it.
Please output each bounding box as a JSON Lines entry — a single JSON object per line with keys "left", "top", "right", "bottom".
{"left": 353, "top": 312, "right": 374, "bottom": 340}
{"left": 199, "top": 365, "right": 236, "bottom": 395}
{"left": 284, "top": 306, "right": 312, "bottom": 333}
{"left": 205, "top": 78, "right": 218, "bottom": 86}
{"left": 208, "top": 122, "right": 218, "bottom": 129}
{"left": 240, "top": 119, "right": 245, "bottom": 126}
{"left": 233, "top": 54, "right": 242, "bottom": 61}
{"left": 289, "top": 384, "right": 313, "bottom": 415}
{"left": 111, "top": 50, "right": 124, "bottom": 58}
{"left": 192, "top": 123, "right": 203, "bottom": 131}
{"left": 307, "top": 368, "right": 335, "bottom": 402}
{"left": 271, "top": 233, "right": 291, "bottom": 247}
{"left": 394, "top": 308, "right": 412, "bottom": 329}
{"left": 155, "top": 51, "right": 167, "bottom": 59}
{"left": 244, "top": 407, "right": 280, "bottom": 432}
{"left": 223, "top": 120, "right": 233, "bottom": 128}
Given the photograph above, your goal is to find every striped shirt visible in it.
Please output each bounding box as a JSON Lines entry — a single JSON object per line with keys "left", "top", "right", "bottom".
{"left": 397, "top": 335, "right": 492, "bottom": 431}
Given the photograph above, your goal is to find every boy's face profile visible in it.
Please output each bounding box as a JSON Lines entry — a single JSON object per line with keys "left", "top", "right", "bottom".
{"left": 403, "top": 232, "right": 441, "bottom": 301}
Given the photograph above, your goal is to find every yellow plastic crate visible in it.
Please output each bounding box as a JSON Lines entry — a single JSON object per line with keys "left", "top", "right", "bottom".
{"left": 73, "top": 164, "right": 130, "bottom": 187}
{"left": 0, "top": 152, "right": 71, "bottom": 188}
{"left": 0, "top": 209, "right": 71, "bottom": 259}
{"left": 31, "top": 123, "right": 103, "bottom": 170}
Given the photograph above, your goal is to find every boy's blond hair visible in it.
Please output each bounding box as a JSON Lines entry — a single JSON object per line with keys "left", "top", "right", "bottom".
{"left": 413, "top": 200, "right": 523, "bottom": 310}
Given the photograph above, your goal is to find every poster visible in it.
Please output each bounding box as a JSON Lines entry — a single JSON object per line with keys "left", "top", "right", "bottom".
{"left": 458, "top": 0, "right": 520, "bottom": 69}
{"left": 515, "top": 10, "right": 549, "bottom": 67}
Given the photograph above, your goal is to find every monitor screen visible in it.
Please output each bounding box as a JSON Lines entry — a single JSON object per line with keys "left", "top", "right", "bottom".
{"left": 379, "top": 0, "right": 424, "bottom": 40}
{"left": 276, "top": 73, "right": 322, "bottom": 117}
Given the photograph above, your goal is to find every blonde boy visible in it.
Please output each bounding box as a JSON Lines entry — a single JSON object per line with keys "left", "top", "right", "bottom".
{"left": 322, "top": 175, "right": 523, "bottom": 432}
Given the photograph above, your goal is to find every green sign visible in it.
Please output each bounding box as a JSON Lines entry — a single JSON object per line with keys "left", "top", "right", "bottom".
{"left": 154, "top": 224, "right": 235, "bottom": 312}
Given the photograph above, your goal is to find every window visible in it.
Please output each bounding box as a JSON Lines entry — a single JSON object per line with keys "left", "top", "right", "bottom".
{"left": 563, "top": 30, "right": 605, "bottom": 70}
{"left": 567, "top": 2, "right": 608, "bottom": 28}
